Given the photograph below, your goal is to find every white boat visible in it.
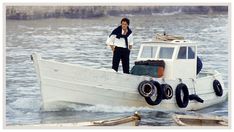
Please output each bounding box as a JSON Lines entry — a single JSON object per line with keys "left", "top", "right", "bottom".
{"left": 172, "top": 114, "right": 228, "bottom": 126}
{"left": 31, "top": 35, "right": 228, "bottom": 111}
{"left": 8, "top": 112, "right": 141, "bottom": 128}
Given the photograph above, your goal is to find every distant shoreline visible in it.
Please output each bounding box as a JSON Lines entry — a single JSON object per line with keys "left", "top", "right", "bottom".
{"left": 6, "top": 6, "right": 228, "bottom": 20}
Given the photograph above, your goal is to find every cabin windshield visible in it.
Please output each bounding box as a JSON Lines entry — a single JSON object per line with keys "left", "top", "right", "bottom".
{"left": 139, "top": 45, "right": 175, "bottom": 60}
{"left": 140, "top": 46, "right": 158, "bottom": 58}
{"left": 158, "top": 47, "right": 174, "bottom": 59}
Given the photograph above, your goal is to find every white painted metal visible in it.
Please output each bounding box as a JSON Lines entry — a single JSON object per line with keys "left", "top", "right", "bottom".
{"left": 137, "top": 41, "right": 197, "bottom": 79}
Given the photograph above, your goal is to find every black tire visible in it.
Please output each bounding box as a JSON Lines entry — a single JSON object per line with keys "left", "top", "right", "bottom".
{"left": 175, "top": 83, "right": 189, "bottom": 108}
{"left": 145, "top": 80, "right": 163, "bottom": 105}
{"left": 161, "top": 84, "right": 173, "bottom": 99}
{"left": 213, "top": 80, "right": 223, "bottom": 96}
{"left": 138, "top": 80, "right": 156, "bottom": 97}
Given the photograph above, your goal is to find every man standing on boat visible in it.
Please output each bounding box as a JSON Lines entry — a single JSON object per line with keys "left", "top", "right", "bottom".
{"left": 106, "top": 18, "right": 133, "bottom": 74}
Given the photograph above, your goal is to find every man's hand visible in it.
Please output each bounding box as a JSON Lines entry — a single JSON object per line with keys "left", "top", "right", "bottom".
{"left": 110, "top": 45, "right": 116, "bottom": 52}
{"left": 129, "top": 45, "right": 132, "bottom": 50}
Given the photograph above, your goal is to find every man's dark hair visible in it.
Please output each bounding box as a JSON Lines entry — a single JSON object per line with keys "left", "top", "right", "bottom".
{"left": 121, "top": 18, "right": 130, "bottom": 25}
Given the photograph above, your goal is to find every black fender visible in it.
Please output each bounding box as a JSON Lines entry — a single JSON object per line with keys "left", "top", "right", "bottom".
{"left": 145, "top": 80, "right": 163, "bottom": 105}
{"left": 213, "top": 80, "right": 223, "bottom": 96}
{"left": 161, "top": 84, "right": 173, "bottom": 99}
{"left": 175, "top": 83, "right": 189, "bottom": 108}
{"left": 138, "top": 80, "right": 156, "bottom": 98}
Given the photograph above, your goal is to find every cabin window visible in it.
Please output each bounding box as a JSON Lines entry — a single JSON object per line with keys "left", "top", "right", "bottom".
{"left": 177, "top": 47, "right": 187, "bottom": 59}
{"left": 140, "top": 46, "right": 158, "bottom": 58}
{"left": 159, "top": 47, "right": 174, "bottom": 59}
{"left": 177, "top": 46, "right": 196, "bottom": 59}
{"left": 188, "top": 46, "right": 195, "bottom": 59}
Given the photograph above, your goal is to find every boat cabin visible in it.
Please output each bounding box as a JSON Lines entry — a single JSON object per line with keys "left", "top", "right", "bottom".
{"left": 132, "top": 40, "right": 197, "bottom": 79}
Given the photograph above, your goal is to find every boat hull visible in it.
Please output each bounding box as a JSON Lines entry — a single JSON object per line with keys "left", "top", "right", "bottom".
{"left": 31, "top": 53, "right": 228, "bottom": 111}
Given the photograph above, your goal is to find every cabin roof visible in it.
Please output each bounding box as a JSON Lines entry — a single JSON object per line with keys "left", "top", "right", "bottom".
{"left": 141, "top": 40, "right": 196, "bottom": 46}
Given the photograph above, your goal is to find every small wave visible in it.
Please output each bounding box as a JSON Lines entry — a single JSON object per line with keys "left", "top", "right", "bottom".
{"left": 74, "top": 104, "right": 156, "bottom": 113}
{"left": 6, "top": 105, "right": 24, "bottom": 116}
{"left": 17, "top": 25, "right": 34, "bottom": 30}
{"left": 43, "top": 102, "right": 156, "bottom": 113}
{"left": 152, "top": 9, "right": 182, "bottom": 16}
{"left": 9, "top": 98, "right": 41, "bottom": 111}
{"left": 34, "top": 27, "right": 52, "bottom": 31}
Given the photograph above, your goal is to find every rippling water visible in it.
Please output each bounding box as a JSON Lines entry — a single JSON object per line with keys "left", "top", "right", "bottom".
{"left": 6, "top": 14, "right": 228, "bottom": 126}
